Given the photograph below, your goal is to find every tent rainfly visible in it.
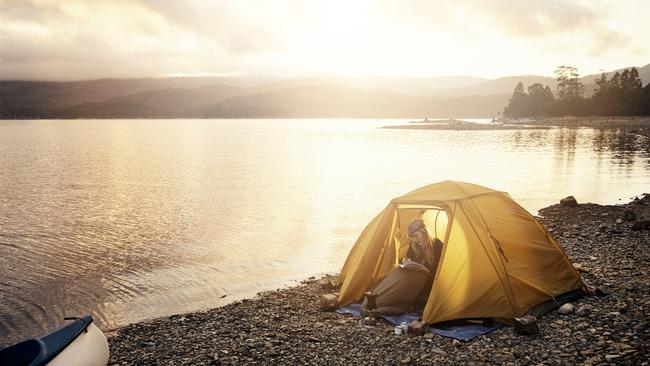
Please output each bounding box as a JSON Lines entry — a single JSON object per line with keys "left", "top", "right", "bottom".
{"left": 338, "top": 181, "right": 584, "bottom": 324}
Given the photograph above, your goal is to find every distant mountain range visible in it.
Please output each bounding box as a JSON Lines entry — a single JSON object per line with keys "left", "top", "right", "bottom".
{"left": 1, "top": 64, "right": 648, "bottom": 119}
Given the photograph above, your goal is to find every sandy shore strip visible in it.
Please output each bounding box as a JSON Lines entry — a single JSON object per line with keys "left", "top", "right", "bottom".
{"left": 107, "top": 195, "right": 650, "bottom": 365}
{"left": 382, "top": 117, "right": 650, "bottom": 133}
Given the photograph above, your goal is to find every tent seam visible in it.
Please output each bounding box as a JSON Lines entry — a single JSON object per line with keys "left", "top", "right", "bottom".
{"left": 466, "top": 196, "right": 520, "bottom": 315}
{"left": 422, "top": 201, "right": 456, "bottom": 322}
{"left": 457, "top": 200, "right": 518, "bottom": 317}
{"left": 395, "top": 191, "right": 506, "bottom": 204}
{"left": 371, "top": 206, "right": 398, "bottom": 280}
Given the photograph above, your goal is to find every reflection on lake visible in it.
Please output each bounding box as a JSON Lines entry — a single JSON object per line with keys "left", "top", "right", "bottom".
{"left": 0, "top": 119, "right": 648, "bottom": 346}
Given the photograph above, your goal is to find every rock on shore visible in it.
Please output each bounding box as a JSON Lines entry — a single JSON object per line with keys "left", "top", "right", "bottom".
{"left": 108, "top": 195, "right": 650, "bottom": 365}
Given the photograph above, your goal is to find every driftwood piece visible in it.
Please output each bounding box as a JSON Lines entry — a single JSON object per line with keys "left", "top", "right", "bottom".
{"left": 513, "top": 315, "right": 539, "bottom": 335}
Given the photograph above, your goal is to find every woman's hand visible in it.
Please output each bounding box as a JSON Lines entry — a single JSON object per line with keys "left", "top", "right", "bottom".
{"left": 401, "top": 258, "right": 429, "bottom": 274}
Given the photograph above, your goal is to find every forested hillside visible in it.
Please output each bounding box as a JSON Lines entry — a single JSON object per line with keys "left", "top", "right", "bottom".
{"left": 2, "top": 64, "right": 647, "bottom": 119}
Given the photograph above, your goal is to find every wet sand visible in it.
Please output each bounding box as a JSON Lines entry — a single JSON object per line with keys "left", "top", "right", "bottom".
{"left": 107, "top": 194, "right": 650, "bottom": 365}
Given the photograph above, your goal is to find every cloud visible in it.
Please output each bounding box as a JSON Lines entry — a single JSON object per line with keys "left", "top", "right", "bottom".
{"left": 464, "top": 0, "right": 631, "bottom": 51}
{"left": 138, "top": 0, "right": 313, "bottom": 54}
{"left": 468, "top": 0, "right": 598, "bottom": 36}
{"left": 0, "top": 0, "right": 647, "bottom": 80}
{"left": 0, "top": 0, "right": 231, "bottom": 79}
{"left": 586, "top": 28, "right": 631, "bottom": 56}
{"left": 0, "top": 0, "right": 64, "bottom": 22}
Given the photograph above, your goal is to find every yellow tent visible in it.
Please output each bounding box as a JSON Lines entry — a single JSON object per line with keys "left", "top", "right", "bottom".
{"left": 338, "top": 181, "right": 584, "bottom": 324}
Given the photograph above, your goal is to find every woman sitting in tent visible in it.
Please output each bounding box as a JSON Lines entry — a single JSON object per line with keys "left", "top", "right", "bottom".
{"left": 362, "top": 218, "right": 443, "bottom": 317}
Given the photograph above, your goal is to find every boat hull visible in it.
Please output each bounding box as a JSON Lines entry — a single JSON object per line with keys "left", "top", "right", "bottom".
{"left": 0, "top": 315, "right": 109, "bottom": 366}
{"left": 47, "top": 323, "right": 109, "bottom": 366}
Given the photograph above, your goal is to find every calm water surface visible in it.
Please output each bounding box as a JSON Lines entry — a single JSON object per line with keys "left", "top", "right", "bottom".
{"left": 1, "top": 119, "right": 649, "bottom": 345}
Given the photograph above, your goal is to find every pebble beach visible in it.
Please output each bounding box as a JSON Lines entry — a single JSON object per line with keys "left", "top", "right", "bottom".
{"left": 107, "top": 194, "right": 650, "bottom": 365}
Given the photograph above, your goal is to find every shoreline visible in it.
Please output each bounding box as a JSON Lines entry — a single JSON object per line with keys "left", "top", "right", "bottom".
{"left": 107, "top": 194, "right": 649, "bottom": 365}
{"left": 382, "top": 116, "right": 650, "bottom": 132}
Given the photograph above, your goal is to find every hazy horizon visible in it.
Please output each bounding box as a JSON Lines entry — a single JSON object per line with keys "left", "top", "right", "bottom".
{"left": 1, "top": 68, "right": 648, "bottom": 83}
{"left": 1, "top": 0, "right": 649, "bottom": 81}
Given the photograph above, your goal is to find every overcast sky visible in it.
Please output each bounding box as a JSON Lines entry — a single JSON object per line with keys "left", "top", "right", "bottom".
{"left": 1, "top": 0, "right": 648, "bottom": 80}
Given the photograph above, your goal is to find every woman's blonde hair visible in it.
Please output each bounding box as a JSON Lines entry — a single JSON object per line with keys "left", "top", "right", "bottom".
{"left": 407, "top": 218, "right": 434, "bottom": 268}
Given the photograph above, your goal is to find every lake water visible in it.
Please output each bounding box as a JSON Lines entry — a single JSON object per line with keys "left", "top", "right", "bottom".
{"left": 1, "top": 119, "right": 649, "bottom": 346}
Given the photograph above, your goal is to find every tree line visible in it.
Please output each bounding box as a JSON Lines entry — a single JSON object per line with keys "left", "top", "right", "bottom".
{"left": 503, "top": 66, "right": 650, "bottom": 117}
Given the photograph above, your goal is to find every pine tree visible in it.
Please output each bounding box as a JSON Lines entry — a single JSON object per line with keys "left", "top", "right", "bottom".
{"left": 629, "top": 68, "right": 643, "bottom": 89}
{"left": 609, "top": 72, "right": 621, "bottom": 89}
{"left": 527, "top": 83, "right": 554, "bottom": 116}
{"left": 594, "top": 73, "right": 608, "bottom": 97}
{"left": 620, "top": 69, "right": 632, "bottom": 90}
{"left": 503, "top": 82, "right": 529, "bottom": 117}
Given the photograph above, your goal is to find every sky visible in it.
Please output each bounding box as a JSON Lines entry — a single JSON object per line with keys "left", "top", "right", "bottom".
{"left": 0, "top": 0, "right": 649, "bottom": 81}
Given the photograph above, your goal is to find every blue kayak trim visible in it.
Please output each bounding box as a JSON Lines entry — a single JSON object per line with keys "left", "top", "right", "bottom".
{"left": 0, "top": 315, "right": 94, "bottom": 366}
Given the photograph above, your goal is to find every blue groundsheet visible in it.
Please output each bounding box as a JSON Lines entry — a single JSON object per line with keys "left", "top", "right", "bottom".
{"left": 336, "top": 303, "right": 505, "bottom": 341}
